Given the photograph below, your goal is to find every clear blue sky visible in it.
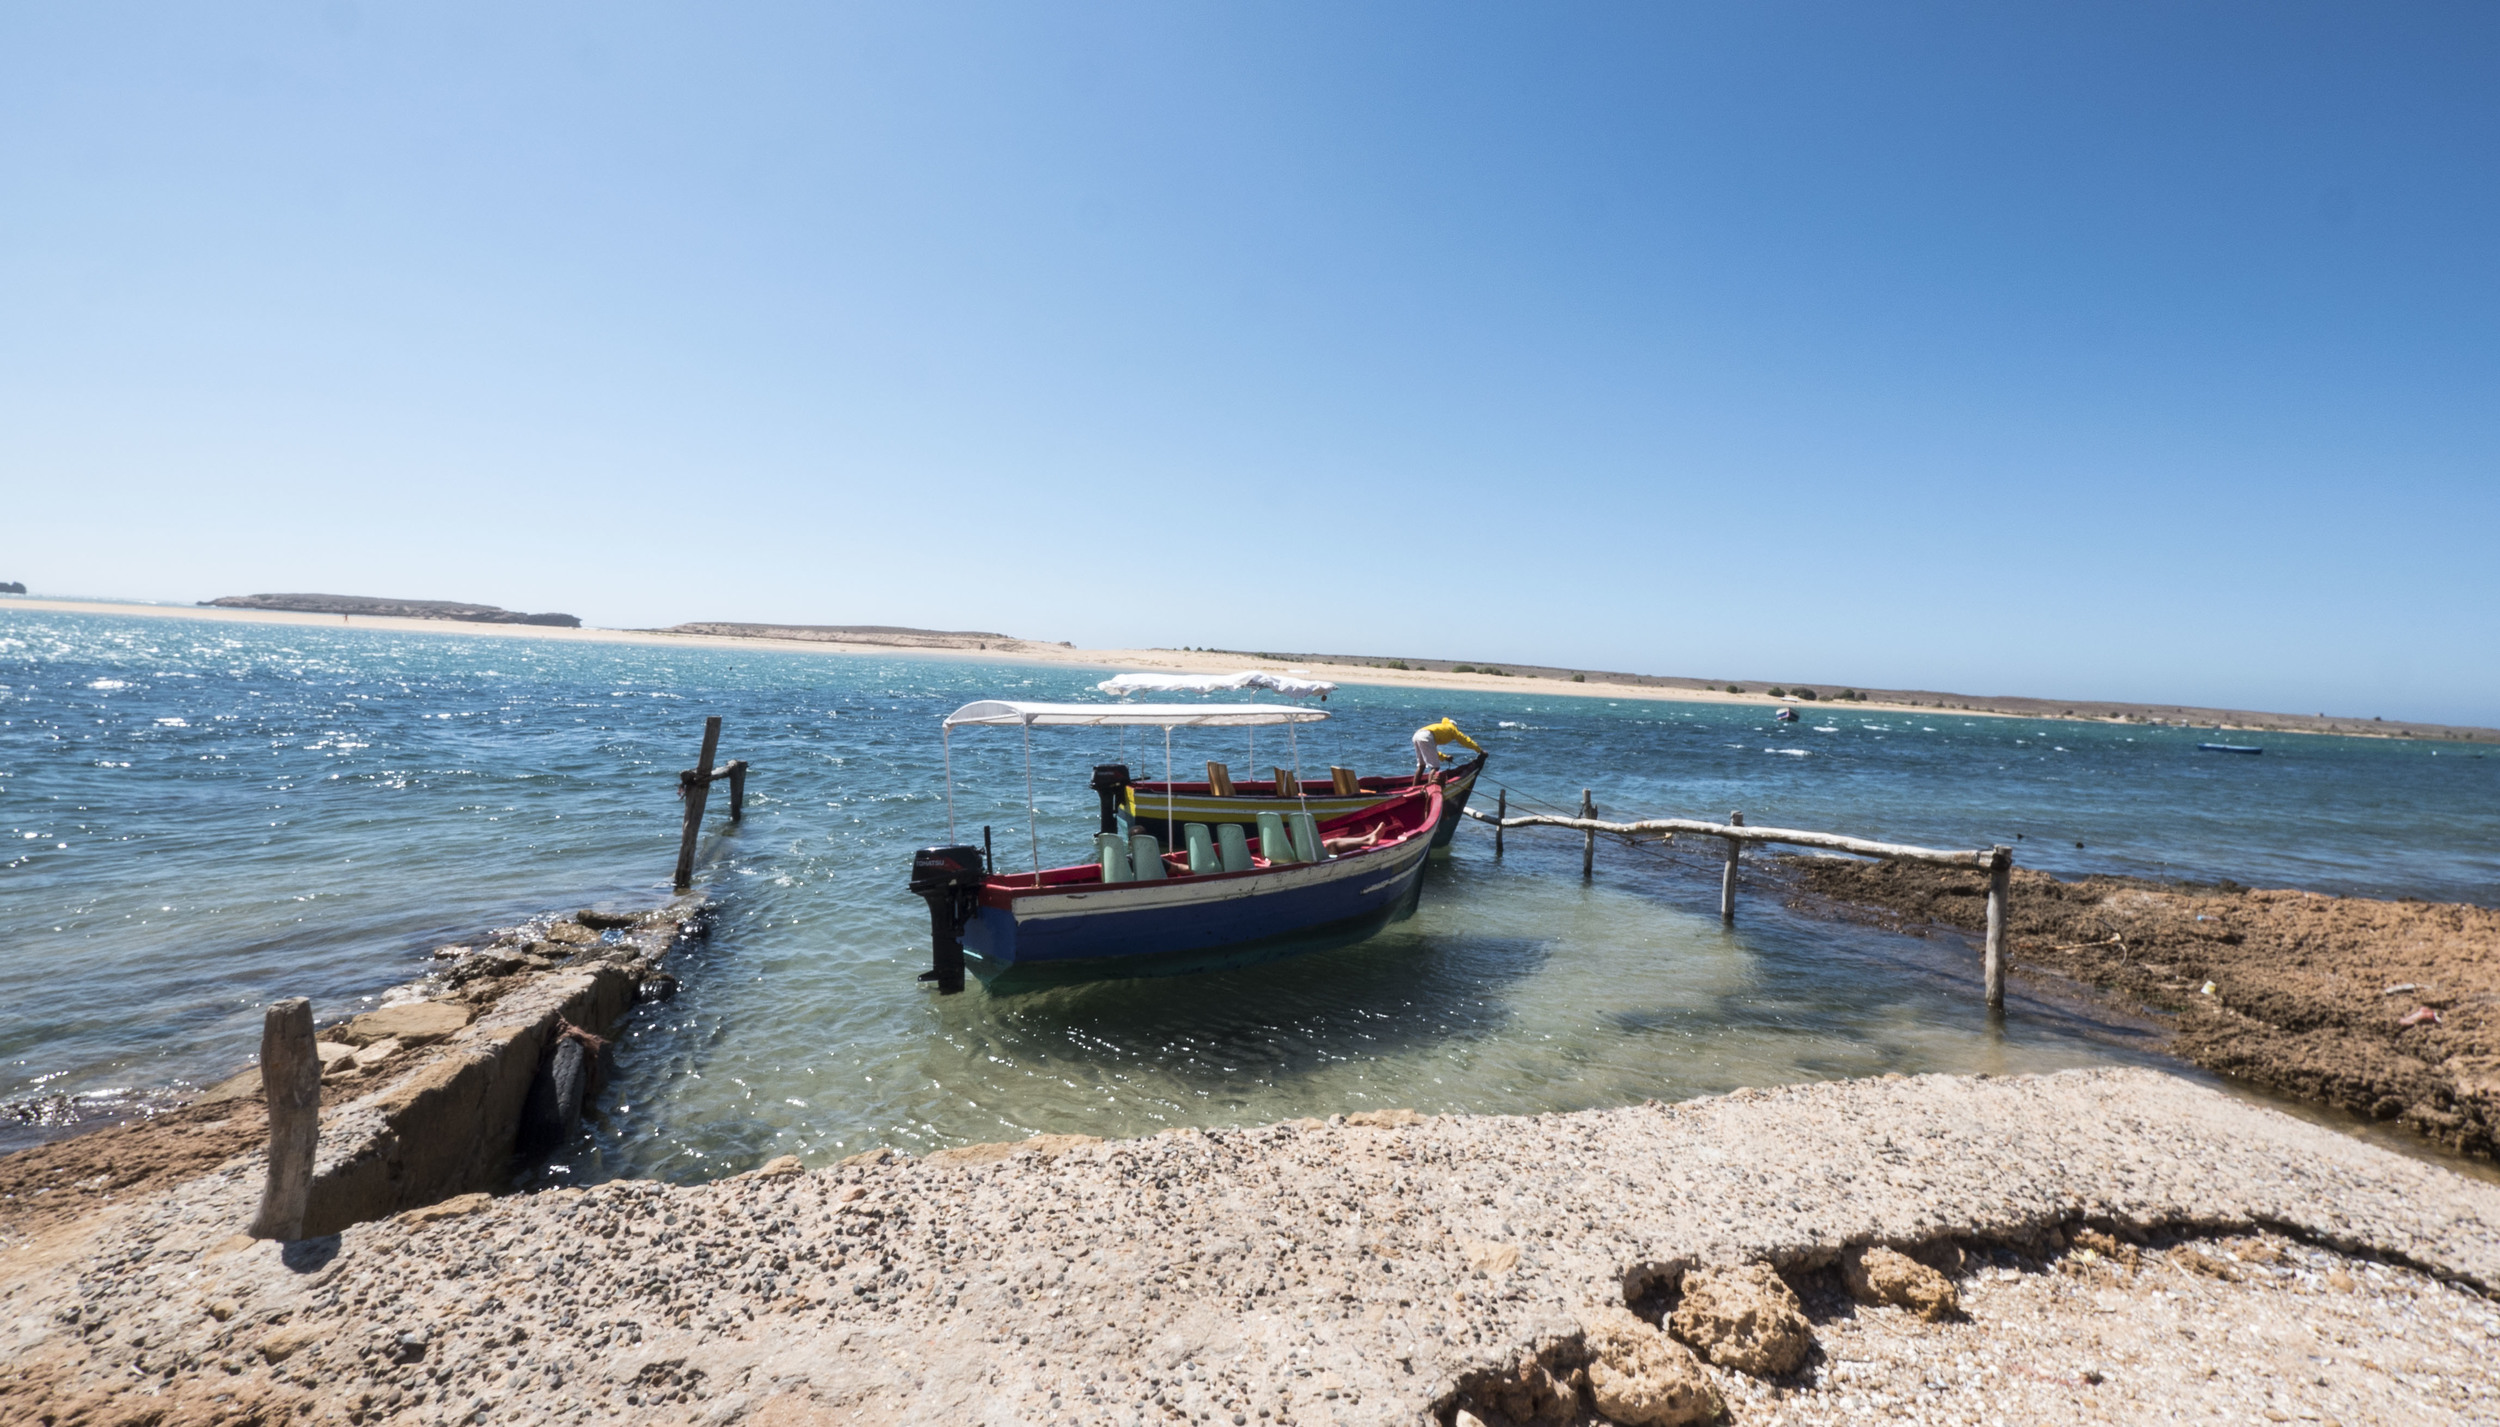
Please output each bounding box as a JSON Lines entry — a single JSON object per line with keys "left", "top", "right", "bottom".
{"left": 5, "top": 4, "right": 2494, "bottom": 723}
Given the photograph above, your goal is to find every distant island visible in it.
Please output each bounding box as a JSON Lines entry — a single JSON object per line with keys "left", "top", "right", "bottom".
{"left": 656, "top": 621, "right": 1041, "bottom": 652}
{"left": 0, "top": 581, "right": 25, "bottom": 595}
{"left": 200, "top": 593, "right": 581, "bottom": 627}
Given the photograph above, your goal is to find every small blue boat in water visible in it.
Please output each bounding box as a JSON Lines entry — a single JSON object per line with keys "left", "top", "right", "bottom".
{"left": 908, "top": 700, "right": 1441, "bottom": 990}
{"left": 2198, "top": 743, "right": 2264, "bottom": 755}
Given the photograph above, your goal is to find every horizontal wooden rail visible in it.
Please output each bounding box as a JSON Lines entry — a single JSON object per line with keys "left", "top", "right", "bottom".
{"left": 1461, "top": 807, "right": 2001, "bottom": 868}
{"left": 1464, "top": 802, "right": 2015, "bottom": 1011}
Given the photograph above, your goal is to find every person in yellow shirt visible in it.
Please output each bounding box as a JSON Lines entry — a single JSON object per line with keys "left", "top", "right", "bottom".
{"left": 1411, "top": 717, "right": 1483, "bottom": 783}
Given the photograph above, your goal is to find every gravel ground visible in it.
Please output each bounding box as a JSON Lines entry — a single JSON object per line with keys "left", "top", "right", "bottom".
{"left": 5, "top": 1067, "right": 2498, "bottom": 1426}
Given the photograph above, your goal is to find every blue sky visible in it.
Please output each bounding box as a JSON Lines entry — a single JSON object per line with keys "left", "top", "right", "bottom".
{"left": 4, "top": 4, "right": 2495, "bottom": 723}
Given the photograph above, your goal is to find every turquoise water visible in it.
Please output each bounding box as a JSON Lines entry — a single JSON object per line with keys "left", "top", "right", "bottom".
{"left": 5, "top": 606, "right": 2495, "bottom": 1171}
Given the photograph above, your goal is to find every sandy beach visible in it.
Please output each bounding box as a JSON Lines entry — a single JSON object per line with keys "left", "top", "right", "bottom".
{"left": 12, "top": 597, "right": 2492, "bottom": 744}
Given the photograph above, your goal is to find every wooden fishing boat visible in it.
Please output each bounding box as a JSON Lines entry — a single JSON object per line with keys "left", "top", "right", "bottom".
{"left": 908, "top": 700, "right": 1441, "bottom": 988}
{"left": 1115, "top": 751, "right": 1485, "bottom": 851}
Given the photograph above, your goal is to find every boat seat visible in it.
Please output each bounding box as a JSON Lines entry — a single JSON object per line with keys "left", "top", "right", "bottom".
{"left": 1095, "top": 832, "right": 1131, "bottom": 883}
{"left": 1129, "top": 832, "right": 1168, "bottom": 880}
{"left": 1272, "top": 767, "right": 1296, "bottom": 798}
{"left": 1289, "top": 810, "right": 1325, "bottom": 863}
{"left": 1330, "top": 766, "right": 1359, "bottom": 796}
{"left": 1206, "top": 761, "right": 1234, "bottom": 797}
{"left": 1255, "top": 810, "right": 1299, "bottom": 864}
{"left": 1183, "top": 823, "right": 1219, "bottom": 875}
{"left": 1216, "top": 822, "right": 1254, "bottom": 873}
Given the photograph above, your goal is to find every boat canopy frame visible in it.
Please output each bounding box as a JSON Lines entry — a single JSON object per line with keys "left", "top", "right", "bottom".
{"left": 940, "top": 701, "right": 1332, "bottom": 874}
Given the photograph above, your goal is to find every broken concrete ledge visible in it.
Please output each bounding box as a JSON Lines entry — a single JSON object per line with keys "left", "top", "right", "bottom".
{"left": 195, "top": 896, "right": 710, "bottom": 1237}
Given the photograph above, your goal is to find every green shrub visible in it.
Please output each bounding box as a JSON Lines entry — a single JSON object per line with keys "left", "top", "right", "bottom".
{"left": 1726, "top": 685, "right": 1744, "bottom": 694}
{"left": 1571, "top": 674, "right": 1585, "bottom": 683}
{"left": 1385, "top": 659, "right": 1409, "bottom": 670}
{"left": 1795, "top": 688, "right": 1817, "bottom": 701}
{"left": 1768, "top": 686, "right": 1787, "bottom": 698}
{"left": 1452, "top": 664, "right": 1476, "bottom": 674}
{"left": 1482, "top": 667, "right": 1507, "bottom": 677}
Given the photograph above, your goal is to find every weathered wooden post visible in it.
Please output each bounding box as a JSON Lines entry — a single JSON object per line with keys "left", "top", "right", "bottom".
{"left": 727, "top": 760, "right": 747, "bottom": 821}
{"left": 674, "top": 716, "right": 723, "bottom": 892}
{"left": 1984, "top": 845, "right": 2012, "bottom": 1012}
{"left": 246, "top": 998, "right": 319, "bottom": 1241}
{"left": 1493, "top": 788, "right": 1506, "bottom": 858}
{"left": 1580, "top": 790, "right": 1596, "bottom": 879}
{"left": 1719, "top": 811, "right": 1744, "bottom": 921}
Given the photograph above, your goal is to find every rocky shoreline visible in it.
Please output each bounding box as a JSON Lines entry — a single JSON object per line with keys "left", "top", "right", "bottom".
{"left": 5, "top": 1069, "right": 2498, "bottom": 1425}
{"left": 1783, "top": 859, "right": 2500, "bottom": 1165}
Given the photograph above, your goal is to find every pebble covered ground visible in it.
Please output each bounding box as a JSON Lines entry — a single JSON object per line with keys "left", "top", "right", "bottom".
{"left": 5, "top": 1067, "right": 2498, "bottom": 1426}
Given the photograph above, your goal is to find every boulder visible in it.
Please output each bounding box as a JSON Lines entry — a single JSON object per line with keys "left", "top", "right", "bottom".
{"left": 1668, "top": 1263, "right": 1815, "bottom": 1377}
{"left": 1582, "top": 1306, "right": 1723, "bottom": 1426}
{"left": 1840, "top": 1245, "right": 1960, "bottom": 1321}
{"left": 350, "top": 1038, "right": 405, "bottom": 1072}
{"left": 335, "top": 1000, "right": 472, "bottom": 1048}
{"left": 576, "top": 909, "right": 639, "bottom": 930}
{"left": 541, "top": 921, "right": 599, "bottom": 946}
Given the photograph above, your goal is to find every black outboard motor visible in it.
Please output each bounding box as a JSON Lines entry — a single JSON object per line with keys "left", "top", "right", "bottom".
{"left": 908, "top": 845, "right": 985, "bottom": 995}
{"left": 1089, "top": 764, "right": 1132, "bottom": 834}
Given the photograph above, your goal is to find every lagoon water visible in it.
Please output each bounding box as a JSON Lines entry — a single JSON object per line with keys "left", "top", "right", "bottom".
{"left": 6, "top": 606, "right": 2496, "bottom": 1174}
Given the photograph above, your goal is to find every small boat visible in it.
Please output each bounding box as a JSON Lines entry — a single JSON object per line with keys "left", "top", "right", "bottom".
{"left": 908, "top": 700, "right": 1441, "bottom": 989}
{"left": 1774, "top": 707, "right": 1798, "bottom": 723}
{"left": 2197, "top": 743, "right": 2264, "bottom": 755}
{"left": 1114, "top": 752, "right": 1486, "bottom": 851}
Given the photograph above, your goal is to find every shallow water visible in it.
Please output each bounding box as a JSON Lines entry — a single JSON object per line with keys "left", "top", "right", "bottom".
{"left": 5, "top": 606, "right": 2495, "bottom": 1172}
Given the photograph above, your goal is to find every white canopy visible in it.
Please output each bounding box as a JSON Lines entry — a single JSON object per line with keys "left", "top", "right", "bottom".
{"left": 1095, "top": 670, "right": 1337, "bottom": 699}
{"left": 943, "top": 700, "right": 1330, "bottom": 729}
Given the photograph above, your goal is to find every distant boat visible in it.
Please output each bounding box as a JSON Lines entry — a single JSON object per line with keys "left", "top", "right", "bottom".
{"left": 2198, "top": 743, "right": 2263, "bottom": 755}
{"left": 1774, "top": 707, "right": 1798, "bottom": 723}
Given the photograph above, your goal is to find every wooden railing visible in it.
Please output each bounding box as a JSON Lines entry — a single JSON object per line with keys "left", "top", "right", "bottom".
{"left": 1465, "top": 800, "right": 2015, "bottom": 1011}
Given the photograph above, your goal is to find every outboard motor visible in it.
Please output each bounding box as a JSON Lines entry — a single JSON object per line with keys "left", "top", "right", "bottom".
{"left": 1089, "top": 764, "right": 1132, "bottom": 834}
{"left": 908, "top": 845, "right": 986, "bottom": 995}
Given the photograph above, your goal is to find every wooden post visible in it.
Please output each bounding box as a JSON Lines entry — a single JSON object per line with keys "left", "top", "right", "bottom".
{"left": 674, "top": 716, "right": 723, "bottom": 892}
{"left": 1984, "top": 845, "right": 2012, "bottom": 1012}
{"left": 1580, "top": 789, "right": 1596, "bottom": 879}
{"left": 1494, "top": 788, "right": 1506, "bottom": 858}
{"left": 246, "top": 998, "right": 319, "bottom": 1241}
{"left": 726, "top": 760, "right": 747, "bottom": 821}
{"left": 1720, "top": 810, "right": 1744, "bottom": 921}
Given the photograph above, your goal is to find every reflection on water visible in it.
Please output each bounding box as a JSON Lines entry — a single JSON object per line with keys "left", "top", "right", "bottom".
{"left": 4, "top": 606, "right": 2493, "bottom": 1178}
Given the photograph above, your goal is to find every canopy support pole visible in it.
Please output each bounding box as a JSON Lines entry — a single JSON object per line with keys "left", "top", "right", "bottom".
{"left": 1023, "top": 722, "right": 1039, "bottom": 875}
{"left": 944, "top": 727, "right": 956, "bottom": 845}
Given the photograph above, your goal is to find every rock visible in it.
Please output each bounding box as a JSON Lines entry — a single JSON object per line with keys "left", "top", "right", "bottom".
{"left": 1453, "top": 1412, "right": 1491, "bottom": 1427}
{"left": 541, "top": 921, "right": 599, "bottom": 946}
{"left": 750, "top": 1155, "right": 805, "bottom": 1178}
{"left": 400, "top": 1192, "right": 493, "bottom": 1225}
{"left": 1344, "top": 1108, "right": 1424, "bottom": 1128}
{"left": 259, "top": 1324, "right": 322, "bottom": 1363}
{"left": 335, "top": 1001, "right": 472, "bottom": 1048}
{"left": 315, "top": 1041, "right": 359, "bottom": 1076}
{"left": 1583, "top": 1305, "right": 1724, "bottom": 1426}
{"left": 350, "top": 1038, "right": 404, "bottom": 1072}
{"left": 1669, "top": 1263, "right": 1815, "bottom": 1377}
{"left": 576, "top": 909, "right": 639, "bottom": 930}
{"left": 1462, "top": 1241, "right": 1522, "bottom": 1278}
{"left": 1840, "top": 1246, "right": 1960, "bottom": 1321}
{"left": 1458, "top": 1351, "right": 1577, "bottom": 1425}
{"left": 448, "top": 950, "right": 525, "bottom": 986}
{"left": 205, "top": 1298, "right": 238, "bottom": 1322}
